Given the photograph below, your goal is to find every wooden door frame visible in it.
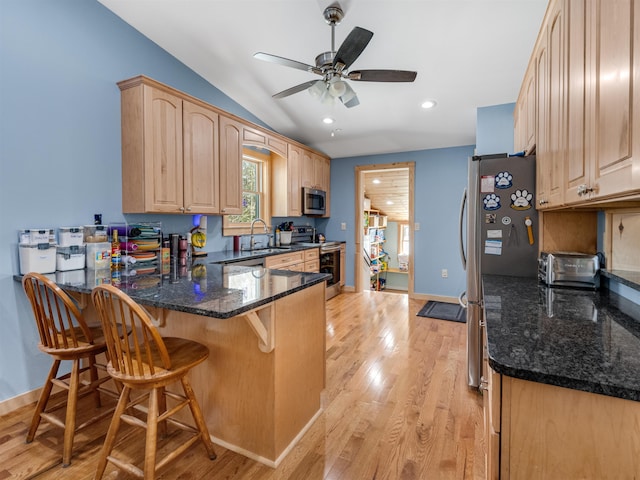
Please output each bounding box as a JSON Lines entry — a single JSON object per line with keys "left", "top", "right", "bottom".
{"left": 354, "top": 162, "right": 415, "bottom": 295}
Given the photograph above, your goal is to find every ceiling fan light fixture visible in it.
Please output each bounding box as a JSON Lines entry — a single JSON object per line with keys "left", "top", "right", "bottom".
{"left": 322, "top": 116, "right": 335, "bottom": 124}
{"left": 340, "top": 82, "right": 357, "bottom": 103}
{"left": 329, "top": 80, "right": 347, "bottom": 98}
{"left": 309, "top": 80, "right": 327, "bottom": 99}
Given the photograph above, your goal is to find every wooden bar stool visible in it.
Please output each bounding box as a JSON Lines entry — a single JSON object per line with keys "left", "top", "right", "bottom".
{"left": 21, "top": 272, "right": 116, "bottom": 467}
{"left": 91, "top": 284, "right": 216, "bottom": 480}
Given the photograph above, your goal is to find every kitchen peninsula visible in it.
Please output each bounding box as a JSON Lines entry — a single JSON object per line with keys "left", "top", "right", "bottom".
{"left": 50, "top": 263, "right": 330, "bottom": 467}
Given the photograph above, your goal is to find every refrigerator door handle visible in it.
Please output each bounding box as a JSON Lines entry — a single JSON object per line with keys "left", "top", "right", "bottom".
{"left": 458, "top": 290, "right": 467, "bottom": 309}
{"left": 459, "top": 188, "right": 467, "bottom": 271}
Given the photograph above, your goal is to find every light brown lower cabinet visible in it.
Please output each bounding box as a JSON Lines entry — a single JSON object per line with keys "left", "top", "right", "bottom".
{"left": 486, "top": 373, "right": 640, "bottom": 479}
{"left": 265, "top": 249, "right": 319, "bottom": 273}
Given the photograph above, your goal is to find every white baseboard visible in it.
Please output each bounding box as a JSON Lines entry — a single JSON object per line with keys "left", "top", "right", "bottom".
{"left": 410, "top": 293, "right": 458, "bottom": 304}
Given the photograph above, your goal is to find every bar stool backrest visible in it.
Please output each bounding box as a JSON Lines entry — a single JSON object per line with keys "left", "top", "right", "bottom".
{"left": 22, "top": 272, "right": 95, "bottom": 354}
{"left": 91, "top": 284, "right": 171, "bottom": 379}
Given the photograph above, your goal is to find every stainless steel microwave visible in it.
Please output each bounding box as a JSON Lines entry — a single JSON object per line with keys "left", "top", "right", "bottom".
{"left": 302, "top": 187, "right": 326, "bottom": 216}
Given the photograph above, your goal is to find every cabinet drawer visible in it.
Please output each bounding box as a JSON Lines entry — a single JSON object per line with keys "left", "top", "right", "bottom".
{"left": 304, "top": 248, "right": 319, "bottom": 261}
{"left": 304, "top": 259, "right": 320, "bottom": 272}
{"left": 265, "top": 251, "right": 304, "bottom": 268}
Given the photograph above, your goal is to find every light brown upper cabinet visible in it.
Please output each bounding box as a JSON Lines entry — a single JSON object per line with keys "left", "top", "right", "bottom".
{"left": 242, "top": 125, "right": 288, "bottom": 158}
{"left": 514, "top": 61, "right": 536, "bottom": 155}
{"left": 271, "top": 143, "right": 302, "bottom": 217}
{"left": 118, "top": 75, "right": 331, "bottom": 216}
{"left": 574, "top": 0, "right": 640, "bottom": 203}
{"left": 301, "top": 150, "right": 330, "bottom": 190}
{"left": 119, "top": 76, "right": 231, "bottom": 214}
{"left": 218, "top": 114, "right": 244, "bottom": 215}
{"left": 522, "top": 0, "right": 640, "bottom": 209}
{"left": 535, "top": 0, "right": 565, "bottom": 210}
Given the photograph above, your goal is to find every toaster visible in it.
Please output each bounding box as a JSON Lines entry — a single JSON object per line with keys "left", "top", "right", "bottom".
{"left": 538, "top": 252, "right": 600, "bottom": 289}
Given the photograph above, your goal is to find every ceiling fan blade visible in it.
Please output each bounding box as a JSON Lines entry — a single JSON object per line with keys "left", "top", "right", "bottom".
{"left": 348, "top": 69, "right": 418, "bottom": 82}
{"left": 333, "top": 26, "right": 373, "bottom": 70}
{"left": 254, "top": 52, "right": 320, "bottom": 74}
{"left": 272, "top": 80, "right": 319, "bottom": 99}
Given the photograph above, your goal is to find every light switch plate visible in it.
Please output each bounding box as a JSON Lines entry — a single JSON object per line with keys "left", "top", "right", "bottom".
{"left": 415, "top": 223, "right": 421, "bottom": 231}
{"left": 341, "top": 222, "right": 347, "bottom": 230}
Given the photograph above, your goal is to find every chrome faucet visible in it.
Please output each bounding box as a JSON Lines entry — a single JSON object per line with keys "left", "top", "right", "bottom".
{"left": 250, "top": 218, "right": 268, "bottom": 250}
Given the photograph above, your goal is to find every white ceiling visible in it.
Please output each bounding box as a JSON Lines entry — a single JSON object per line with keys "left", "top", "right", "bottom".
{"left": 99, "top": 0, "right": 548, "bottom": 159}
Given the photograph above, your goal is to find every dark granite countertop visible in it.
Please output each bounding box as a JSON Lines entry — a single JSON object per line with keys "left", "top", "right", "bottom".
{"left": 18, "top": 262, "right": 330, "bottom": 319}
{"left": 482, "top": 274, "right": 640, "bottom": 401}
{"left": 601, "top": 269, "right": 640, "bottom": 291}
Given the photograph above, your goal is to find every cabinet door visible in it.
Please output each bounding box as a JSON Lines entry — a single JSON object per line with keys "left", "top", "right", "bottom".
{"left": 219, "top": 115, "right": 243, "bottom": 215}
{"left": 524, "top": 64, "right": 537, "bottom": 152}
{"left": 564, "top": 0, "right": 588, "bottom": 204}
{"left": 312, "top": 153, "right": 324, "bottom": 189}
{"left": 288, "top": 144, "right": 302, "bottom": 216}
{"left": 301, "top": 148, "right": 314, "bottom": 188}
{"left": 143, "top": 85, "right": 184, "bottom": 213}
{"left": 514, "top": 62, "right": 536, "bottom": 154}
{"left": 546, "top": 0, "right": 566, "bottom": 207}
{"left": 587, "top": 0, "right": 639, "bottom": 199}
{"left": 183, "top": 101, "right": 220, "bottom": 214}
{"left": 535, "top": 34, "right": 550, "bottom": 208}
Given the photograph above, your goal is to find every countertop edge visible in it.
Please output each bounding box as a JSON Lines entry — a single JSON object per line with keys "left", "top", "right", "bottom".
{"left": 483, "top": 274, "right": 640, "bottom": 403}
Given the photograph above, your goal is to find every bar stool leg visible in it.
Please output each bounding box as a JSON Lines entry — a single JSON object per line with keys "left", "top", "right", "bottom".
{"left": 157, "top": 387, "right": 167, "bottom": 439}
{"left": 95, "top": 385, "right": 131, "bottom": 480}
{"left": 144, "top": 388, "right": 159, "bottom": 480}
{"left": 88, "top": 355, "right": 102, "bottom": 408}
{"left": 181, "top": 377, "right": 217, "bottom": 459}
{"left": 62, "top": 359, "right": 80, "bottom": 467}
{"left": 26, "top": 359, "right": 61, "bottom": 443}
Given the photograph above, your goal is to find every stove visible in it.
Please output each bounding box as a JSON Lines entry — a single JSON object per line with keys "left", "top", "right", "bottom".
{"left": 290, "top": 226, "right": 342, "bottom": 299}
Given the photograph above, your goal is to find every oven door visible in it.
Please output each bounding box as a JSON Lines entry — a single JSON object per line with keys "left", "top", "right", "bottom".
{"left": 320, "top": 245, "right": 341, "bottom": 299}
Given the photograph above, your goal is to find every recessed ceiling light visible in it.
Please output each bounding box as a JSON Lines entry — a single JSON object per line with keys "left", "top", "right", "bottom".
{"left": 386, "top": 200, "right": 394, "bottom": 205}
{"left": 421, "top": 99, "right": 437, "bottom": 109}
{"left": 372, "top": 178, "right": 381, "bottom": 184}
{"left": 322, "top": 117, "right": 334, "bottom": 124}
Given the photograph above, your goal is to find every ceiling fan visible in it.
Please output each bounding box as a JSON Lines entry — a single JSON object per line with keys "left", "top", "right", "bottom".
{"left": 254, "top": 3, "right": 417, "bottom": 108}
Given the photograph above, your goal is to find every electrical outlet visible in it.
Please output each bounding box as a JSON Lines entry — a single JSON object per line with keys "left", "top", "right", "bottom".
{"left": 415, "top": 222, "right": 421, "bottom": 231}
{"left": 341, "top": 222, "right": 347, "bottom": 230}
{"left": 441, "top": 269, "right": 448, "bottom": 278}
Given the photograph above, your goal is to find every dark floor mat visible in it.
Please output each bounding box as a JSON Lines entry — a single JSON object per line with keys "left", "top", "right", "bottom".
{"left": 416, "top": 301, "right": 466, "bottom": 322}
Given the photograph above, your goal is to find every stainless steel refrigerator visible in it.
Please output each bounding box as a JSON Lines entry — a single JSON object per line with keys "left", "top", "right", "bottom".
{"left": 459, "top": 153, "right": 538, "bottom": 388}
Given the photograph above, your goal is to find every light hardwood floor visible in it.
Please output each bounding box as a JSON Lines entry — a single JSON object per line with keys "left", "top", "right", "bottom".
{"left": 0, "top": 291, "right": 484, "bottom": 479}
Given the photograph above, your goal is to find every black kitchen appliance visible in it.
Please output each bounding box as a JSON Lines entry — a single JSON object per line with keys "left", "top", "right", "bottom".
{"left": 302, "top": 187, "right": 326, "bottom": 216}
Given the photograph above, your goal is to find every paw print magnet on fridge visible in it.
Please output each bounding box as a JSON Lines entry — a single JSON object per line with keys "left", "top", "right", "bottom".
{"left": 510, "top": 189, "right": 533, "bottom": 210}
{"left": 483, "top": 193, "right": 501, "bottom": 211}
{"left": 495, "top": 171, "right": 513, "bottom": 189}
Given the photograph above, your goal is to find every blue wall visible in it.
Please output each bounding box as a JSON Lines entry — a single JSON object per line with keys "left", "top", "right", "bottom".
{"left": 321, "top": 146, "right": 474, "bottom": 297}
{"left": 476, "top": 103, "right": 515, "bottom": 156}
{"left": 0, "top": 0, "right": 271, "bottom": 403}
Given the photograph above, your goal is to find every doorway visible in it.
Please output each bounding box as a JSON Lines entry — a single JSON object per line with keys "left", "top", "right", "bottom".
{"left": 355, "top": 163, "right": 415, "bottom": 295}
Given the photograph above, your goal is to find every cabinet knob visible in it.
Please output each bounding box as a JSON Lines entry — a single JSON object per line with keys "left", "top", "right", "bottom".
{"left": 186, "top": 206, "right": 192, "bottom": 212}
{"left": 179, "top": 207, "right": 185, "bottom": 212}
{"left": 538, "top": 199, "right": 548, "bottom": 205}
